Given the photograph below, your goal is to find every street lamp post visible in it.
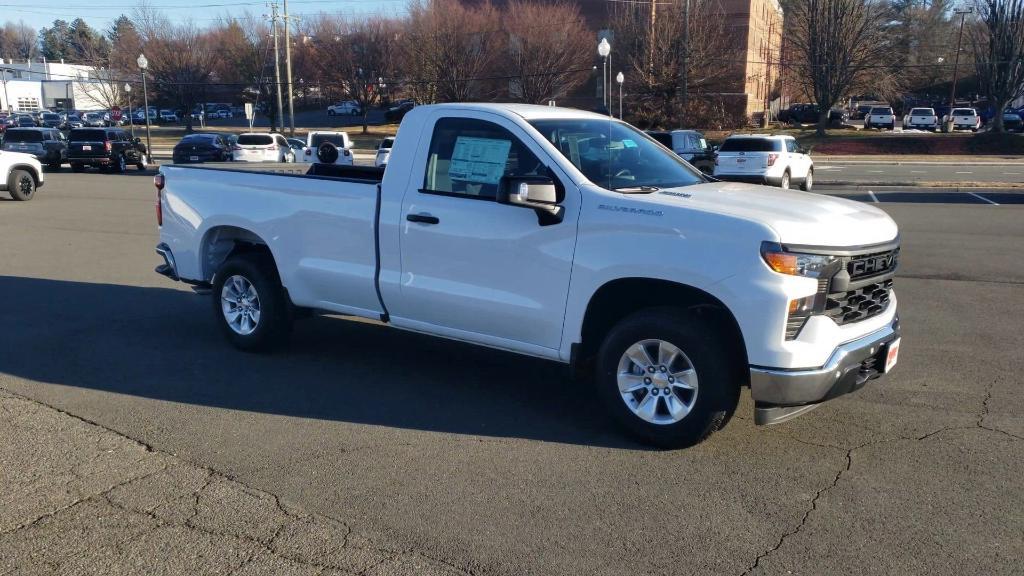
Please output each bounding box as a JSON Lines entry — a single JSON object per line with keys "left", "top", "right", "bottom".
{"left": 598, "top": 38, "right": 611, "bottom": 110}
{"left": 616, "top": 72, "right": 624, "bottom": 119}
{"left": 948, "top": 7, "right": 973, "bottom": 126}
{"left": 137, "top": 54, "right": 152, "bottom": 162}
{"left": 124, "top": 83, "right": 133, "bottom": 138}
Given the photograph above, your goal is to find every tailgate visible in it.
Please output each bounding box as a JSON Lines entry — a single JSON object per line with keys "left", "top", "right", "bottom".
{"left": 69, "top": 141, "right": 107, "bottom": 158}
{"left": 716, "top": 153, "right": 765, "bottom": 173}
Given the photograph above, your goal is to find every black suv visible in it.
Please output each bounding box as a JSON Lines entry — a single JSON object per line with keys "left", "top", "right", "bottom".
{"left": 2, "top": 128, "right": 67, "bottom": 170}
{"left": 68, "top": 128, "right": 149, "bottom": 172}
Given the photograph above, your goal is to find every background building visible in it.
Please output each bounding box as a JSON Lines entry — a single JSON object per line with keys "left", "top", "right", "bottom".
{"left": 0, "top": 59, "right": 109, "bottom": 112}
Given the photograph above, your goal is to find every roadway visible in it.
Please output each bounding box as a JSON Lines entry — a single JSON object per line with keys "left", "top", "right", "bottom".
{"left": 815, "top": 160, "right": 1024, "bottom": 184}
{"left": 0, "top": 171, "right": 1021, "bottom": 575}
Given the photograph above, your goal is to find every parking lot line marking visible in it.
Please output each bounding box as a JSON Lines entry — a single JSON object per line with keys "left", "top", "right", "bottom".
{"left": 868, "top": 170, "right": 884, "bottom": 173}
{"left": 1003, "top": 172, "right": 1021, "bottom": 175}
{"left": 868, "top": 190, "right": 879, "bottom": 203}
{"left": 910, "top": 170, "right": 926, "bottom": 173}
{"left": 955, "top": 171, "right": 973, "bottom": 174}
{"left": 967, "top": 192, "right": 1000, "bottom": 205}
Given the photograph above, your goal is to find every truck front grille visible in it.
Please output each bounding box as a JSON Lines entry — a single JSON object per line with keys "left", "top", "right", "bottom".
{"left": 825, "top": 279, "right": 893, "bottom": 325}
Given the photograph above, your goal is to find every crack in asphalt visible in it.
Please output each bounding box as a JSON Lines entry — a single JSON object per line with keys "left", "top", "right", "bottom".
{"left": 0, "top": 385, "right": 475, "bottom": 576}
{"left": 741, "top": 379, "right": 1019, "bottom": 575}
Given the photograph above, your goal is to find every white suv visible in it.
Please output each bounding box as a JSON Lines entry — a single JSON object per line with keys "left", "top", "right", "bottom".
{"left": 713, "top": 135, "right": 814, "bottom": 191}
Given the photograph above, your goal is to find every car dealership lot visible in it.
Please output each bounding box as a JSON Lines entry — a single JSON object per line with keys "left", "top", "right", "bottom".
{"left": 1, "top": 172, "right": 1021, "bottom": 575}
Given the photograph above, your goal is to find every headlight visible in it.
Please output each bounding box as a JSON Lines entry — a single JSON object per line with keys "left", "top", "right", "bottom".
{"left": 760, "top": 242, "right": 837, "bottom": 278}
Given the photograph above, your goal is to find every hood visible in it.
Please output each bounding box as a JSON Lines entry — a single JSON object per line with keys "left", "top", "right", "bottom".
{"left": 637, "top": 181, "right": 898, "bottom": 247}
{"left": 0, "top": 150, "right": 41, "bottom": 163}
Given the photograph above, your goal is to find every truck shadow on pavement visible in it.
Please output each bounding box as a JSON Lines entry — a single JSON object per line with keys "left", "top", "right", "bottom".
{"left": 0, "top": 275, "right": 640, "bottom": 449}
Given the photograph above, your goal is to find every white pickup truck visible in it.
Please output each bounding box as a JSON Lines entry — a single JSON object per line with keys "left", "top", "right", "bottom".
{"left": 154, "top": 103, "right": 902, "bottom": 448}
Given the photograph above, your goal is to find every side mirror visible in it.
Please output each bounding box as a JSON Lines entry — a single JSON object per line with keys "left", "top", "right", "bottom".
{"left": 497, "top": 176, "right": 564, "bottom": 225}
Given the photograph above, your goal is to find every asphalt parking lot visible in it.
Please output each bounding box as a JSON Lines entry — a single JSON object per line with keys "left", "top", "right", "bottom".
{"left": 1, "top": 171, "right": 1021, "bottom": 575}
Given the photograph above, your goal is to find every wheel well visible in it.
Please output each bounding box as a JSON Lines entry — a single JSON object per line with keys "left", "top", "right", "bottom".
{"left": 11, "top": 164, "right": 41, "bottom": 185}
{"left": 201, "top": 226, "right": 275, "bottom": 283}
{"left": 578, "top": 278, "right": 748, "bottom": 383}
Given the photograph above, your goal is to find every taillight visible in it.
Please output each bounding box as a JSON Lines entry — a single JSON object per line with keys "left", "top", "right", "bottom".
{"left": 154, "top": 173, "right": 165, "bottom": 226}
{"left": 767, "top": 153, "right": 778, "bottom": 166}
{"left": 104, "top": 140, "right": 112, "bottom": 152}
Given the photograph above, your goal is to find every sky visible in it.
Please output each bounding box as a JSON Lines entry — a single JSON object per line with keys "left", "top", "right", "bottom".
{"left": 2, "top": 0, "right": 408, "bottom": 33}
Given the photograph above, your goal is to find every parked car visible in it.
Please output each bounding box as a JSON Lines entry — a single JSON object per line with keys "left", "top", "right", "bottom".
{"left": 286, "top": 138, "right": 306, "bottom": 154}
{"left": 82, "top": 112, "right": 107, "bottom": 127}
{"left": 172, "top": 133, "right": 233, "bottom": 164}
{"left": 645, "top": 129, "right": 715, "bottom": 174}
{"left": 2, "top": 127, "right": 67, "bottom": 170}
{"left": 39, "top": 112, "right": 63, "bottom": 129}
{"left": 327, "top": 101, "right": 361, "bottom": 116}
{"left": 61, "top": 115, "right": 84, "bottom": 130}
{"left": 864, "top": 106, "right": 896, "bottom": 130}
{"left": 0, "top": 116, "right": 14, "bottom": 132}
{"left": 374, "top": 136, "right": 394, "bottom": 168}
{"left": 777, "top": 104, "right": 846, "bottom": 126}
{"left": 67, "top": 127, "right": 148, "bottom": 173}
{"left": 943, "top": 108, "right": 981, "bottom": 131}
{"left": 297, "top": 131, "right": 353, "bottom": 165}
{"left": 159, "top": 110, "right": 179, "bottom": 123}
{"left": 231, "top": 132, "right": 294, "bottom": 162}
{"left": 154, "top": 103, "right": 902, "bottom": 448}
{"left": 713, "top": 134, "right": 814, "bottom": 191}
{"left": 16, "top": 115, "right": 37, "bottom": 127}
{"left": 0, "top": 145, "right": 43, "bottom": 200}
{"left": 997, "top": 111, "right": 1023, "bottom": 132}
{"left": 384, "top": 101, "right": 415, "bottom": 122}
{"left": 851, "top": 104, "right": 874, "bottom": 120}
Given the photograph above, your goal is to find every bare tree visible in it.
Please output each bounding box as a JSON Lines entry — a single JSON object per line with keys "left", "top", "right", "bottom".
{"left": 144, "top": 22, "right": 216, "bottom": 132}
{"left": 308, "top": 15, "right": 400, "bottom": 133}
{"left": 972, "top": 0, "right": 1024, "bottom": 132}
{"left": 503, "top": 0, "right": 590, "bottom": 104}
{"left": 209, "top": 15, "right": 279, "bottom": 128}
{"left": 611, "top": 0, "right": 735, "bottom": 127}
{"left": 402, "top": 0, "right": 501, "bottom": 102}
{"left": 0, "top": 21, "right": 38, "bottom": 61}
{"left": 788, "top": 0, "right": 892, "bottom": 135}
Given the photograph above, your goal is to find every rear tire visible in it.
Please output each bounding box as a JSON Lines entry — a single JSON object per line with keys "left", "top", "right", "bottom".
{"left": 47, "top": 159, "right": 61, "bottom": 171}
{"left": 594, "top": 308, "right": 739, "bottom": 449}
{"left": 212, "top": 253, "right": 292, "bottom": 352}
{"left": 780, "top": 170, "right": 791, "bottom": 190}
{"left": 7, "top": 169, "right": 35, "bottom": 201}
{"left": 115, "top": 154, "right": 127, "bottom": 173}
{"left": 136, "top": 154, "right": 148, "bottom": 171}
{"left": 71, "top": 163, "right": 84, "bottom": 172}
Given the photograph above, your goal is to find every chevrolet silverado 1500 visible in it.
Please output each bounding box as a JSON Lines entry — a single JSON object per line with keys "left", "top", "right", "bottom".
{"left": 154, "top": 103, "right": 901, "bottom": 448}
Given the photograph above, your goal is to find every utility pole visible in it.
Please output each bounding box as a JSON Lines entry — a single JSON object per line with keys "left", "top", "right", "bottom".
{"left": 268, "top": 1, "right": 285, "bottom": 133}
{"left": 282, "top": 0, "right": 296, "bottom": 136}
{"left": 681, "top": 0, "right": 690, "bottom": 120}
{"left": 949, "top": 7, "right": 973, "bottom": 112}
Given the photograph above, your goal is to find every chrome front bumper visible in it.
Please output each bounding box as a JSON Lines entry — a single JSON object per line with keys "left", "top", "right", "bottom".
{"left": 750, "top": 315, "right": 901, "bottom": 425}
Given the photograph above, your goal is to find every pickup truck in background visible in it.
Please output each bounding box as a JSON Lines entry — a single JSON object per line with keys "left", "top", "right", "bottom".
{"left": 902, "top": 107, "right": 938, "bottom": 131}
{"left": 154, "top": 103, "right": 902, "bottom": 448}
{"left": 943, "top": 108, "right": 981, "bottom": 131}
{"left": 864, "top": 106, "right": 896, "bottom": 130}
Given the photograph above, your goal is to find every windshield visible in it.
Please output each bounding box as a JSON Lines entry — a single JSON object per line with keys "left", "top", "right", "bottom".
{"left": 4, "top": 129, "right": 42, "bottom": 142}
{"left": 381, "top": 137, "right": 395, "bottom": 148}
{"left": 311, "top": 134, "right": 347, "bottom": 147}
{"left": 180, "top": 134, "right": 216, "bottom": 143}
{"left": 1005, "top": 114, "right": 1022, "bottom": 121}
{"left": 528, "top": 119, "right": 704, "bottom": 191}
{"left": 42, "top": 113, "right": 59, "bottom": 120}
{"left": 953, "top": 109, "right": 975, "bottom": 115}
{"left": 870, "top": 107, "right": 893, "bottom": 114}
{"left": 910, "top": 108, "right": 934, "bottom": 115}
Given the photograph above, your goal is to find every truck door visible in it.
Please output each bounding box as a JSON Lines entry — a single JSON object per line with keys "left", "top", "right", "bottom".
{"left": 391, "top": 114, "right": 578, "bottom": 353}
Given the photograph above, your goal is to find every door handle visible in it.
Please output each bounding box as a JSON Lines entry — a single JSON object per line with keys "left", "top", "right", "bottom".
{"left": 406, "top": 213, "right": 440, "bottom": 225}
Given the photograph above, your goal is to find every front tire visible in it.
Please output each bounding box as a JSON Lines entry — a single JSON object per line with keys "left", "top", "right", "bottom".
{"left": 212, "top": 253, "right": 292, "bottom": 352}
{"left": 801, "top": 169, "right": 813, "bottom": 192}
{"left": 595, "top": 308, "right": 739, "bottom": 449}
{"left": 71, "top": 163, "right": 84, "bottom": 172}
{"left": 7, "top": 169, "right": 35, "bottom": 201}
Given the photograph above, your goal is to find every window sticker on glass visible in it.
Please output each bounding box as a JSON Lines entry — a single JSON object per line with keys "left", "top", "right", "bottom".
{"left": 622, "top": 139, "right": 638, "bottom": 148}
{"left": 448, "top": 136, "right": 511, "bottom": 185}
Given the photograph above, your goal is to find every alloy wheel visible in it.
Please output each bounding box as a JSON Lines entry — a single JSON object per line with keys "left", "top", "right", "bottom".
{"left": 221, "top": 275, "right": 262, "bottom": 335}
{"left": 616, "top": 339, "right": 699, "bottom": 425}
